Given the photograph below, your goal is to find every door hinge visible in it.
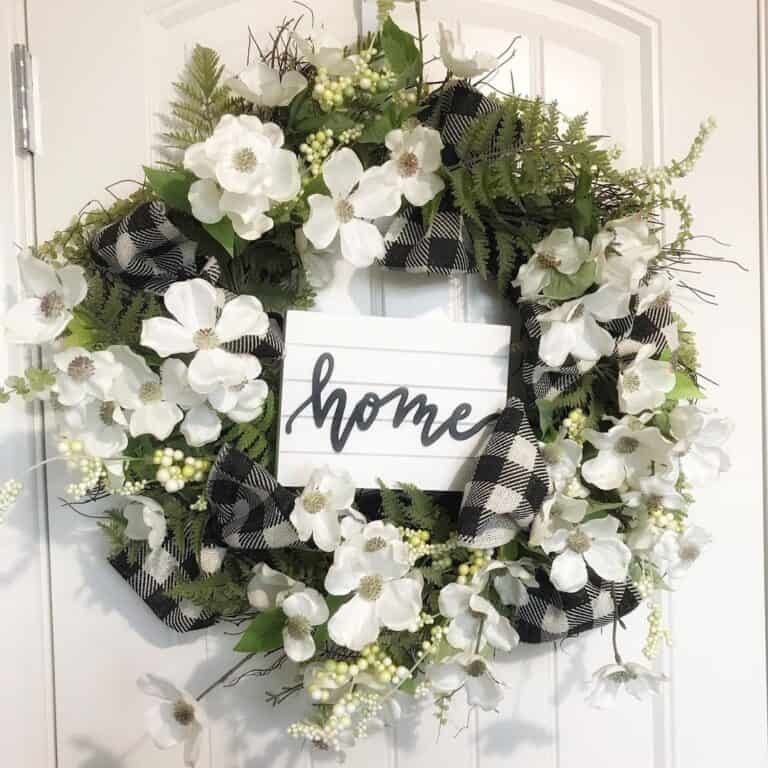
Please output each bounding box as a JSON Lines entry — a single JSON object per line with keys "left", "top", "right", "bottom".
{"left": 12, "top": 43, "right": 36, "bottom": 154}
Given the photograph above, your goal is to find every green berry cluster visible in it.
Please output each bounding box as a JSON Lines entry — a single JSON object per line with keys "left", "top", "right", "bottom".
{"left": 299, "top": 129, "right": 335, "bottom": 176}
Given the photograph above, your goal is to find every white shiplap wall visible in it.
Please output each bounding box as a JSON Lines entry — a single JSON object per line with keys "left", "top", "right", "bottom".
{"left": 1, "top": 1, "right": 766, "bottom": 766}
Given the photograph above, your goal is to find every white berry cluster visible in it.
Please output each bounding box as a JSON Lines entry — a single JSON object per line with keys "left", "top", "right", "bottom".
{"left": 299, "top": 130, "right": 335, "bottom": 177}
{"left": 642, "top": 602, "right": 671, "bottom": 660}
{"left": 563, "top": 407, "right": 587, "bottom": 442}
{"left": 112, "top": 478, "right": 147, "bottom": 497}
{"left": 0, "top": 478, "right": 23, "bottom": 519}
{"left": 152, "top": 448, "right": 210, "bottom": 493}
{"left": 59, "top": 439, "right": 109, "bottom": 499}
{"left": 311, "top": 49, "right": 396, "bottom": 112}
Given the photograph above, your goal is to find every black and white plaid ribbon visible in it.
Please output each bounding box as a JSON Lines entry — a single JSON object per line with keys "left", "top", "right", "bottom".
{"left": 516, "top": 567, "right": 641, "bottom": 643}
{"left": 91, "top": 200, "right": 221, "bottom": 294}
{"left": 457, "top": 397, "right": 552, "bottom": 547}
{"left": 381, "top": 81, "right": 505, "bottom": 274}
{"left": 520, "top": 297, "right": 677, "bottom": 402}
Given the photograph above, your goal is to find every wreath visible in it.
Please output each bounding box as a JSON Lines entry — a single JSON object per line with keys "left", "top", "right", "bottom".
{"left": 0, "top": 5, "right": 733, "bottom": 763}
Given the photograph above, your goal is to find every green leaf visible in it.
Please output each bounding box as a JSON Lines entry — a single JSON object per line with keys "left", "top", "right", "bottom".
{"left": 421, "top": 188, "right": 444, "bottom": 231}
{"left": 143, "top": 166, "right": 193, "bottom": 212}
{"left": 536, "top": 398, "right": 556, "bottom": 437}
{"left": 667, "top": 371, "right": 704, "bottom": 401}
{"left": 203, "top": 218, "right": 235, "bottom": 256}
{"left": 498, "top": 540, "right": 519, "bottom": 561}
{"left": 358, "top": 113, "right": 396, "bottom": 144}
{"left": 542, "top": 260, "right": 597, "bottom": 300}
{"left": 572, "top": 167, "right": 593, "bottom": 237}
{"left": 234, "top": 608, "right": 286, "bottom": 653}
{"left": 380, "top": 17, "right": 421, "bottom": 80}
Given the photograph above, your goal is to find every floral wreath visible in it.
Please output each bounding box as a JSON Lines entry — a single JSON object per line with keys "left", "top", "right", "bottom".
{"left": 0, "top": 5, "right": 733, "bottom": 764}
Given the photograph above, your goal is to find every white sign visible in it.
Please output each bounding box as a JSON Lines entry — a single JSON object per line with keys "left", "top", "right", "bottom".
{"left": 277, "top": 310, "right": 512, "bottom": 491}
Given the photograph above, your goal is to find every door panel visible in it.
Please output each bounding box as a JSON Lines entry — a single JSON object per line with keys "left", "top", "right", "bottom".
{"left": 22, "top": 0, "right": 767, "bottom": 766}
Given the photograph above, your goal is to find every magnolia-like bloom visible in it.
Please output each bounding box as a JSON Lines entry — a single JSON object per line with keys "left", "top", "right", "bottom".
{"left": 138, "top": 674, "right": 206, "bottom": 767}
{"left": 5, "top": 250, "right": 87, "bottom": 344}
{"left": 539, "top": 509, "right": 631, "bottom": 593}
{"left": 281, "top": 587, "right": 329, "bottom": 662}
{"left": 290, "top": 466, "right": 356, "bottom": 552}
{"left": 540, "top": 435, "right": 583, "bottom": 492}
{"left": 58, "top": 399, "right": 129, "bottom": 458}
{"left": 110, "top": 346, "right": 202, "bottom": 440}
{"left": 184, "top": 114, "right": 301, "bottom": 239}
{"left": 226, "top": 61, "right": 307, "bottom": 107}
{"left": 618, "top": 343, "right": 675, "bottom": 414}
{"left": 140, "top": 279, "right": 269, "bottom": 394}
{"left": 651, "top": 525, "right": 711, "bottom": 586}
{"left": 381, "top": 125, "right": 444, "bottom": 207}
{"left": 295, "top": 230, "right": 334, "bottom": 290}
{"left": 537, "top": 285, "right": 630, "bottom": 367}
{"left": 338, "top": 519, "right": 410, "bottom": 570}
{"left": 669, "top": 404, "right": 732, "bottom": 486}
{"left": 582, "top": 418, "right": 674, "bottom": 490}
{"left": 594, "top": 215, "right": 661, "bottom": 292}
{"left": 622, "top": 474, "right": 686, "bottom": 518}
{"left": 206, "top": 354, "right": 268, "bottom": 422}
{"left": 123, "top": 496, "right": 166, "bottom": 551}
{"left": 52, "top": 347, "right": 121, "bottom": 406}
{"left": 513, "top": 228, "right": 591, "bottom": 299}
{"left": 586, "top": 662, "right": 666, "bottom": 708}
{"left": 247, "top": 563, "right": 301, "bottom": 610}
{"left": 438, "top": 22, "right": 496, "bottom": 78}
{"left": 292, "top": 30, "right": 355, "bottom": 76}
{"left": 428, "top": 652, "right": 503, "bottom": 711}
{"left": 325, "top": 544, "right": 422, "bottom": 651}
{"left": 438, "top": 582, "right": 518, "bottom": 651}
{"left": 636, "top": 273, "right": 674, "bottom": 315}
{"left": 303, "top": 148, "right": 400, "bottom": 267}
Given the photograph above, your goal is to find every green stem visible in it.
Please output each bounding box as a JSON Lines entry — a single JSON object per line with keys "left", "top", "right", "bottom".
{"left": 414, "top": 0, "right": 424, "bottom": 94}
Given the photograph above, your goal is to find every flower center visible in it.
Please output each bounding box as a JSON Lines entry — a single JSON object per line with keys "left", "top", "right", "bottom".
{"left": 396, "top": 151, "right": 420, "bottom": 178}
{"left": 139, "top": 382, "right": 163, "bottom": 404}
{"left": 364, "top": 536, "right": 387, "bottom": 553}
{"left": 285, "top": 615, "right": 312, "bottom": 639}
{"left": 232, "top": 147, "right": 258, "bottom": 173}
{"left": 567, "top": 528, "right": 592, "bottom": 554}
{"left": 679, "top": 543, "right": 700, "bottom": 562}
{"left": 336, "top": 199, "right": 355, "bottom": 224}
{"left": 616, "top": 436, "right": 640, "bottom": 454}
{"left": 173, "top": 699, "right": 195, "bottom": 726}
{"left": 542, "top": 444, "right": 563, "bottom": 465}
{"left": 193, "top": 328, "right": 220, "bottom": 350}
{"left": 466, "top": 659, "right": 487, "bottom": 678}
{"left": 67, "top": 355, "right": 95, "bottom": 382}
{"left": 99, "top": 401, "right": 117, "bottom": 425}
{"left": 654, "top": 291, "right": 671, "bottom": 307}
{"left": 536, "top": 250, "right": 561, "bottom": 270}
{"left": 622, "top": 372, "right": 641, "bottom": 393}
{"left": 40, "top": 291, "right": 65, "bottom": 319}
{"left": 608, "top": 669, "right": 634, "bottom": 684}
{"left": 358, "top": 574, "right": 384, "bottom": 601}
{"left": 301, "top": 490, "right": 328, "bottom": 514}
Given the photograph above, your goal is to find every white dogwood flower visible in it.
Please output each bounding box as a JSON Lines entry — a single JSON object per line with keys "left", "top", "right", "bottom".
{"left": 292, "top": 30, "right": 355, "bottom": 76}
{"left": 58, "top": 399, "right": 129, "bottom": 458}
{"left": 5, "top": 250, "right": 87, "bottom": 344}
{"left": 325, "top": 541, "right": 422, "bottom": 651}
{"left": 281, "top": 587, "right": 329, "bottom": 662}
{"left": 537, "top": 285, "right": 630, "bottom": 367}
{"left": 594, "top": 215, "right": 661, "bottom": 292}
{"left": 303, "top": 148, "right": 400, "bottom": 267}
{"left": 180, "top": 404, "right": 223, "bottom": 447}
{"left": 140, "top": 279, "right": 269, "bottom": 394}
{"left": 428, "top": 652, "right": 503, "bottom": 711}
{"left": 618, "top": 343, "right": 675, "bottom": 414}
{"left": 438, "top": 22, "right": 496, "bottom": 78}
{"left": 138, "top": 674, "right": 206, "bottom": 767}
{"left": 296, "top": 230, "right": 334, "bottom": 289}
{"left": 652, "top": 525, "right": 711, "bottom": 586}
{"left": 539, "top": 509, "right": 631, "bottom": 593}
{"left": 669, "top": 404, "right": 732, "bottom": 486}
{"left": 513, "top": 228, "right": 591, "bottom": 299}
{"left": 123, "top": 496, "right": 166, "bottom": 551}
{"left": 226, "top": 61, "right": 307, "bottom": 107}
{"left": 621, "top": 474, "right": 687, "bottom": 550}
{"left": 540, "top": 435, "right": 583, "bottom": 492}
{"left": 438, "top": 581, "right": 518, "bottom": 651}
{"left": 52, "top": 347, "right": 121, "bottom": 406}
{"left": 582, "top": 418, "right": 674, "bottom": 490}
{"left": 478, "top": 560, "right": 538, "bottom": 607}
{"left": 290, "top": 466, "right": 356, "bottom": 552}
{"left": 587, "top": 662, "right": 666, "bottom": 708}
{"left": 110, "top": 346, "right": 202, "bottom": 440}
{"left": 206, "top": 354, "right": 268, "bottom": 422}
{"left": 381, "top": 125, "right": 444, "bottom": 206}
{"left": 247, "top": 563, "right": 302, "bottom": 610}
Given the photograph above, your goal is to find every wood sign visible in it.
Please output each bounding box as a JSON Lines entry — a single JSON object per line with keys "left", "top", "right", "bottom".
{"left": 277, "top": 310, "right": 512, "bottom": 491}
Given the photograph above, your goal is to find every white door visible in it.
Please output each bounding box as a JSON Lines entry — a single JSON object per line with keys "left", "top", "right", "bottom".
{"left": 4, "top": 0, "right": 766, "bottom": 766}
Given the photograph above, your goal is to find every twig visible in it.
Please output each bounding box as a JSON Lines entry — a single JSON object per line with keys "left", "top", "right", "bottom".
{"left": 196, "top": 654, "right": 256, "bottom": 701}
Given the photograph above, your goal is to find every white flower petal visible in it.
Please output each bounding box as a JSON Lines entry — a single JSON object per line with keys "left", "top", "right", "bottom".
{"left": 303, "top": 195, "right": 339, "bottom": 249}
{"left": 188, "top": 179, "right": 224, "bottom": 224}
{"left": 584, "top": 538, "right": 631, "bottom": 582}
{"left": 140, "top": 317, "right": 197, "bottom": 357}
{"left": 130, "top": 402, "right": 183, "bottom": 440}
{"left": 283, "top": 627, "right": 316, "bottom": 662}
{"left": 327, "top": 595, "right": 379, "bottom": 651}
{"left": 215, "top": 296, "right": 269, "bottom": 342}
{"left": 164, "top": 279, "right": 219, "bottom": 331}
{"left": 339, "top": 219, "right": 384, "bottom": 267}
{"left": 550, "top": 549, "right": 588, "bottom": 592}
{"left": 323, "top": 148, "right": 364, "bottom": 199}
{"left": 57, "top": 265, "right": 88, "bottom": 307}
{"left": 181, "top": 404, "right": 222, "bottom": 447}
